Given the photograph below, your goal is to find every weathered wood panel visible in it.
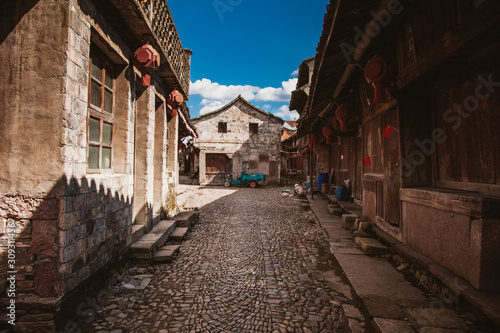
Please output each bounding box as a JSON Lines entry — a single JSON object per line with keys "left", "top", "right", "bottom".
{"left": 206, "top": 153, "right": 230, "bottom": 173}
{"left": 383, "top": 107, "right": 401, "bottom": 225}
{"left": 434, "top": 71, "right": 498, "bottom": 190}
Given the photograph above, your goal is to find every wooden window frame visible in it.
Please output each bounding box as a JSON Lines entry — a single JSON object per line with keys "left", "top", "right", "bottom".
{"left": 87, "top": 48, "right": 115, "bottom": 172}
{"left": 218, "top": 122, "right": 227, "bottom": 133}
{"left": 249, "top": 123, "right": 259, "bottom": 135}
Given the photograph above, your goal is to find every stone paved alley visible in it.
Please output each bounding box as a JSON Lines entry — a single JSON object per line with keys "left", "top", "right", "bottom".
{"left": 73, "top": 187, "right": 363, "bottom": 332}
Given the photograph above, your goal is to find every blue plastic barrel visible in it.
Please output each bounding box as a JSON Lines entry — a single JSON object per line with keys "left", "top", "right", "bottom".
{"left": 336, "top": 185, "right": 350, "bottom": 201}
{"left": 317, "top": 173, "right": 329, "bottom": 191}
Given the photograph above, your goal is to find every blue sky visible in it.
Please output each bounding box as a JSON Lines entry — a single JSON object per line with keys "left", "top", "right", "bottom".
{"left": 168, "top": 0, "right": 328, "bottom": 120}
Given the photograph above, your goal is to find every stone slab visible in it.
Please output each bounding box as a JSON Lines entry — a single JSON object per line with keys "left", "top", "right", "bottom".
{"left": 153, "top": 245, "right": 180, "bottom": 262}
{"left": 331, "top": 208, "right": 344, "bottom": 216}
{"left": 130, "top": 220, "right": 176, "bottom": 259}
{"left": 169, "top": 227, "right": 189, "bottom": 241}
{"left": 373, "top": 318, "right": 416, "bottom": 333}
{"left": 355, "top": 237, "right": 389, "bottom": 256}
{"left": 175, "top": 211, "right": 197, "bottom": 227}
{"left": 342, "top": 304, "right": 363, "bottom": 320}
{"left": 330, "top": 245, "right": 365, "bottom": 255}
{"left": 335, "top": 254, "right": 427, "bottom": 319}
{"left": 419, "top": 328, "right": 467, "bottom": 333}
{"left": 407, "top": 308, "right": 469, "bottom": 330}
{"left": 131, "top": 224, "right": 146, "bottom": 244}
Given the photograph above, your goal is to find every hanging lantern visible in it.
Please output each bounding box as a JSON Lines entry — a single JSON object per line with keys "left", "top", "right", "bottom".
{"left": 335, "top": 104, "right": 351, "bottom": 132}
{"left": 322, "top": 125, "right": 335, "bottom": 144}
{"left": 364, "top": 55, "right": 390, "bottom": 104}
{"left": 167, "top": 90, "right": 184, "bottom": 116}
{"left": 133, "top": 44, "right": 160, "bottom": 87}
{"left": 309, "top": 134, "right": 318, "bottom": 149}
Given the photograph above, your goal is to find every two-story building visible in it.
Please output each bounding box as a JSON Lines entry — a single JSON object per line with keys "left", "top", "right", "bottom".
{"left": 0, "top": 0, "right": 195, "bottom": 330}
{"left": 192, "top": 96, "right": 284, "bottom": 186}
{"left": 293, "top": 0, "right": 500, "bottom": 326}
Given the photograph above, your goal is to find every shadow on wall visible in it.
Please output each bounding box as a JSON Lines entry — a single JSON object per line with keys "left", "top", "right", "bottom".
{"left": 0, "top": 0, "right": 39, "bottom": 44}
{"left": 0, "top": 175, "right": 137, "bottom": 331}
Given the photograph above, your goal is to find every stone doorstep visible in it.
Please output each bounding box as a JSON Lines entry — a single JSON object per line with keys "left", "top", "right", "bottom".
{"left": 152, "top": 245, "right": 180, "bottom": 263}
{"left": 129, "top": 220, "right": 176, "bottom": 259}
{"left": 354, "top": 237, "right": 389, "bottom": 256}
{"left": 169, "top": 227, "right": 189, "bottom": 241}
{"left": 175, "top": 211, "right": 198, "bottom": 228}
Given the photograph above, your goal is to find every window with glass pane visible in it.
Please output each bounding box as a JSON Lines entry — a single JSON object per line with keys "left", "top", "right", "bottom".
{"left": 89, "top": 51, "right": 114, "bottom": 114}
{"left": 87, "top": 49, "right": 115, "bottom": 171}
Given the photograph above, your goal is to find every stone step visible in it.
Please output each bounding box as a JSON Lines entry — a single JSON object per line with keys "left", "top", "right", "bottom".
{"left": 131, "top": 224, "right": 146, "bottom": 244}
{"left": 407, "top": 308, "right": 469, "bottom": 331}
{"left": 129, "top": 220, "right": 177, "bottom": 260}
{"left": 153, "top": 245, "right": 180, "bottom": 263}
{"left": 354, "top": 237, "right": 389, "bottom": 256}
{"left": 328, "top": 206, "right": 344, "bottom": 216}
{"left": 175, "top": 211, "right": 198, "bottom": 228}
{"left": 342, "top": 214, "right": 358, "bottom": 230}
{"left": 169, "top": 227, "right": 189, "bottom": 241}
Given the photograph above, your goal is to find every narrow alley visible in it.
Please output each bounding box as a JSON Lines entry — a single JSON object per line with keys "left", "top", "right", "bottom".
{"left": 74, "top": 187, "right": 362, "bottom": 333}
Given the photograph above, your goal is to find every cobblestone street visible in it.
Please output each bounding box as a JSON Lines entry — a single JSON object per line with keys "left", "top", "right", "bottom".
{"left": 81, "top": 187, "right": 362, "bottom": 332}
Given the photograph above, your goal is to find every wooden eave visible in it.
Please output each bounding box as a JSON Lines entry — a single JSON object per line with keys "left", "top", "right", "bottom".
{"left": 289, "top": 89, "right": 308, "bottom": 114}
{"left": 298, "top": 0, "right": 382, "bottom": 134}
{"left": 102, "top": 0, "right": 189, "bottom": 98}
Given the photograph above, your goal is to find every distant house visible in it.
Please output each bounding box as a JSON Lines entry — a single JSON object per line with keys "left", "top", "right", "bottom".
{"left": 192, "top": 96, "right": 284, "bottom": 185}
{"left": 281, "top": 121, "right": 297, "bottom": 141}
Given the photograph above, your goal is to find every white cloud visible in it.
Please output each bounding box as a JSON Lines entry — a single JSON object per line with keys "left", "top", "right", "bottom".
{"left": 291, "top": 69, "right": 299, "bottom": 77}
{"left": 191, "top": 78, "right": 300, "bottom": 118}
{"left": 190, "top": 79, "right": 259, "bottom": 101}
{"left": 274, "top": 105, "right": 299, "bottom": 121}
{"left": 199, "top": 99, "right": 229, "bottom": 115}
{"left": 254, "top": 78, "right": 298, "bottom": 102}
{"left": 190, "top": 78, "right": 298, "bottom": 104}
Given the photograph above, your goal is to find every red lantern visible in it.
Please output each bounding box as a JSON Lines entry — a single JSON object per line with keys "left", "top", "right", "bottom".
{"left": 364, "top": 55, "right": 390, "bottom": 104}
{"left": 335, "top": 104, "right": 350, "bottom": 132}
{"left": 322, "top": 125, "right": 335, "bottom": 144}
{"left": 133, "top": 44, "right": 160, "bottom": 87}
{"left": 309, "top": 134, "right": 318, "bottom": 149}
{"left": 167, "top": 90, "right": 184, "bottom": 116}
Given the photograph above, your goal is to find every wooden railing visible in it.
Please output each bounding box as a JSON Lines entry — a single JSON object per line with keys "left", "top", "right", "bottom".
{"left": 139, "top": 0, "right": 191, "bottom": 96}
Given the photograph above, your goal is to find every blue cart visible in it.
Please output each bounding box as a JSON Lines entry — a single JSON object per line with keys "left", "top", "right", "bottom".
{"left": 225, "top": 170, "right": 265, "bottom": 188}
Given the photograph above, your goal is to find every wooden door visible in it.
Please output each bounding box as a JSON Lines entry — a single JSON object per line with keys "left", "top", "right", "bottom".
{"left": 206, "top": 153, "right": 231, "bottom": 184}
